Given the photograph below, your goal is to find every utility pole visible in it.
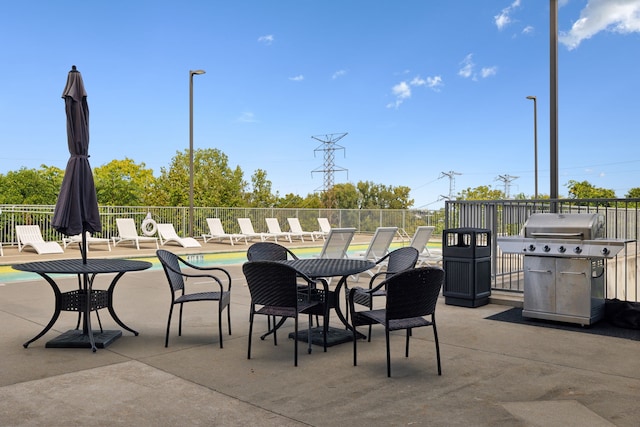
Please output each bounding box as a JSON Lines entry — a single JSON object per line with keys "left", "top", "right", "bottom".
{"left": 496, "top": 174, "right": 519, "bottom": 198}
{"left": 311, "top": 132, "right": 348, "bottom": 208}
{"left": 439, "top": 171, "right": 461, "bottom": 200}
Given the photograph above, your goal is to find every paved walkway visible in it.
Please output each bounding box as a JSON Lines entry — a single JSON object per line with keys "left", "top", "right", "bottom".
{"left": 1, "top": 239, "right": 639, "bottom": 426}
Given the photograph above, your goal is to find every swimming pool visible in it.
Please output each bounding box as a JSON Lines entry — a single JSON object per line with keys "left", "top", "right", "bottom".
{"left": 0, "top": 242, "right": 439, "bottom": 284}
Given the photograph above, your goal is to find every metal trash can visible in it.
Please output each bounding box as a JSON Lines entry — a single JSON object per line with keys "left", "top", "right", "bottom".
{"left": 442, "top": 228, "right": 491, "bottom": 307}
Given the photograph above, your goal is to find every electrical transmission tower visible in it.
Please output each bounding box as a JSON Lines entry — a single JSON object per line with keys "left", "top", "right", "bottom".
{"left": 439, "top": 171, "right": 462, "bottom": 200}
{"left": 496, "top": 174, "right": 519, "bottom": 198}
{"left": 311, "top": 132, "right": 348, "bottom": 193}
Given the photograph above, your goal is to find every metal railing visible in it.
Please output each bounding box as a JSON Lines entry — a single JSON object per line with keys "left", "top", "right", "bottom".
{"left": 0, "top": 205, "right": 444, "bottom": 248}
{"left": 444, "top": 199, "right": 640, "bottom": 302}
{"left": 3, "top": 200, "right": 639, "bottom": 302}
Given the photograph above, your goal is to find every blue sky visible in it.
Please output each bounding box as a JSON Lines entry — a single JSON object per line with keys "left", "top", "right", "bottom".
{"left": 1, "top": 0, "right": 639, "bottom": 208}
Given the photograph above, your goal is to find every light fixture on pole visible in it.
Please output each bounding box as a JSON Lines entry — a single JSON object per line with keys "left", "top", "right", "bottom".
{"left": 526, "top": 95, "right": 538, "bottom": 199}
{"left": 189, "top": 69, "right": 205, "bottom": 237}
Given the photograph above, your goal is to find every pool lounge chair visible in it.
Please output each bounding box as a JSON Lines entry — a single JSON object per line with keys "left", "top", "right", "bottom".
{"left": 63, "top": 231, "right": 112, "bottom": 252}
{"left": 317, "top": 228, "right": 356, "bottom": 259}
{"left": 202, "top": 218, "right": 247, "bottom": 246}
{"left": 264, "top": 218, "right": 293, "bottom": 243}
{"left": 15, "top": 225, "right": 64, "bottom": 254}
{"left": 157, "top": 223, "right": 202, "bottom": 248}
{"left": 287, "top": 218, "right": 322, "bottom": 242}
{"left": 112, "top": 218, "right": 159, "bottom": 250}
{"left": 408, "top": 226, "right": 442, "bottom": 266}
{"left": 349, "top": 226, "right": 398, "bottom": 280}
{"left": 317, "top": 217, "right": 331, "bottom": 239}
{"left": 237, "top": 218, "right": 268, "bottom": 242}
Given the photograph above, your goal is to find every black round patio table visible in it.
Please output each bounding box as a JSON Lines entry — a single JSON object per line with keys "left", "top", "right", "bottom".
{"left": 278, "top": 258, "right": 375, "bottom": 346}
{"left": 13, "top": 258, "right": 152, "bottom": 352}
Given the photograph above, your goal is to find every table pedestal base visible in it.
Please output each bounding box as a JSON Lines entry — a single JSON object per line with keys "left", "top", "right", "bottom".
{"left": 289, "top": 326, "right": 361, "bottom": 347}
{"left": 45, "top": 330, "right": 122, "bottom": 349}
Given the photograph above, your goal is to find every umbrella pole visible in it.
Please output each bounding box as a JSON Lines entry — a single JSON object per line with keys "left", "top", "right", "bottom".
{"left": 81, "top": 230, "right": 88, "bottom": 264}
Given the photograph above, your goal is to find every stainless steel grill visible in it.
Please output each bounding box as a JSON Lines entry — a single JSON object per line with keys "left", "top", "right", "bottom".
{"left": 497, "top": 213, "right": 630, "bottom": 326}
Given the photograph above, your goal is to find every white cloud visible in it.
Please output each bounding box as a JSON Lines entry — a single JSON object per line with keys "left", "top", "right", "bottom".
{"left": 258, "top": 34, "right": 274, "bottom": 45}
{"left": 332, "top": 69, "right": 347, "bottom": 79}
{"left": 458, "top": 54, "right": 474, "bottom": 78}
{"left": 394, "top": 81, "right": 411, "bottom": 98}
{"left": 559, "top": 0, "right": 640, "bottom": 50}
{"left": 459, "top": 54, "right": 497, "bottom": 81}
{"left": 481, "top": 66, "right": 498, "bottom": 78}
{"left": 426, "top": 76, "right": 444, "bottom": 91}
{"left": 386, "top": 81, "right": 411, "bottom": 109}
{"left": 236, "top": 111, "right": 258, "bottom": 123}
{"left": 289, "top": 75, "right": 304, "bottom": 81}
{"left": 522, "top": 25, "right": 534, "bottom": 34}
{"left": 494, "top": 0, "right": 521, "bottom": 30}
{"left": 387, "top": 73, "right": 444, "bottom": 108}
{"left": 410, "top": 76, "right": 426, "bottom": 86}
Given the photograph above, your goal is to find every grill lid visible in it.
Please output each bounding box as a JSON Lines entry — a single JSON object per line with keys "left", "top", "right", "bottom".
{"left": 522, "top": 213, "right": 605, "bottom": 240}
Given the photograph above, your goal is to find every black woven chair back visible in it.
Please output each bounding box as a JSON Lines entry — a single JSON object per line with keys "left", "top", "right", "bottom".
{"left": 384, "top": 247, "right": 419, "bottom": 278}
{"left": 243, "top": 261, "right": 300, "bottom": 307}
{"left": 157, "top": 249, "right": 186, "bottom": 292}
{"left": 384, "top": 267, "right": 444, "bottom": 320}
{"left": 247, "top": 242, "right": 298, "bottom": 261}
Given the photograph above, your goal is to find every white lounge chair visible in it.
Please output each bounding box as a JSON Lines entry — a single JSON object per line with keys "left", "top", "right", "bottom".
{"left": 157, "top": 223, "right": 202, "bottom": 248}
{"left": 352, "top": 227, "right": 398, "bottom": 261}
{"left": 264, "top": 218, "right": 293, "bottom": 243}
{"left": 287, "top": 218, "right": 322, "bottom": 242}
{"left": 63, "top": 231, "right": 112, "bottom": 252}
{"left": 202, "top": 218, "right": 247, "bottom": 246}
{"left": 317, "top": 217, "right": 331, "bottom": 239}
{"left": 350, "top": 226, "right": 398, "bottom": 280}
{"left": 409, "top": 226, "right": 442, "bottom": 266}
{"left": 317, "top": 228, "right": 356, "bottom": 259}
{"left": 112, "top": 218, "right": 159, "bottom": 250}
{"left": 15, "top": 225, "right": 64, "bottom": 254}
{"left": 237, "top": 218, "right": 267, "bottom": 242}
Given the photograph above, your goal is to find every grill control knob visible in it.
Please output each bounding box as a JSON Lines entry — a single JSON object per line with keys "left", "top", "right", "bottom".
{"left": 558, "top": 246, "right": 566, "bottom": 253}
{"left": 574, "top": 246, "right": 582, "bottom": 254}
{"left": 543, "top": 245, "right": 551, "bottom": 252}
{"left": 601, "top": 247, "right": 610, "bottom": 256}
{"left": 528, "top": 244, "right": 536, "bottom": 252}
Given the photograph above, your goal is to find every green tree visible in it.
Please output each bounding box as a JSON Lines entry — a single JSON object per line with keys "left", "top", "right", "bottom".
{"left": 356, "top": 181, "right": 413, "bottom": 209}
{"left": 566, "top": 180, "right": 616, "bottom": 199}
{"left": 246, "top": 169, "right": 277, "bottom": 207}
{"left": 300, "top": 193, "right": 323, "bottom": 208}
{"left": 457, "top": 185, "right": 505, "bottom": 200}
{"left": 323, "top": 183, "right": 359, "bottom": 209}
{"left": 94, "top": 158, "right": 155, "bottom": 206}
{"left": 152, "top": 148, "right": 246, "bottom": 207}
{"left": 276, "top": 193, "right": 304, "bottom": 208}
{"left": 625, "top": 188, "right": 640, "bottom": 198}
{"left": 0, "top": 165, "right": 63, "bottom": 204}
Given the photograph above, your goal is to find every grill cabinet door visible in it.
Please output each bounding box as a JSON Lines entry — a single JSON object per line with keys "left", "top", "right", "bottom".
{"left": 524, "top": 256, "right": 555, "bottom": 313}
{"left": 556, "top": 258, "right": 591, "bottom": 318}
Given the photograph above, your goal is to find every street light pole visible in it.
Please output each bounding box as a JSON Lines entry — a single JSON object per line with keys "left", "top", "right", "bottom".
{"left": 189, "top": 69, "right": 205, "bottom": 237}
{"left": 526, "top": 96, "right": 538, "bottom": 199}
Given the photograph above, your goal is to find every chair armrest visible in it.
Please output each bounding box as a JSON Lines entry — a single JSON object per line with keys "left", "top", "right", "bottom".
{"left": 177, "top": 257, "right": 232, "bottom": 288}
{"left": 162, "top": 261, "right": 229, "bottom": 292}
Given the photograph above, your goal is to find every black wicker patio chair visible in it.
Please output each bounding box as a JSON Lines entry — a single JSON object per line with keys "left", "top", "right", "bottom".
{"left": 349, "top": 246, "right": 419, "bottom": 338}
{"left": 246, "top": 241, "right": 298, "bottom": 261}
{"left": 157, "top": 249, "right": 232, "bottom": 348}
{"left": 242, "top": 261, "right": 329, "bottom": 366}
{"left": 349, "top": 266, "right": 445, "bottom": 377}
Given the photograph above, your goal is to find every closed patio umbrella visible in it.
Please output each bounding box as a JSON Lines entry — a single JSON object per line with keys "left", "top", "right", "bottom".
{"left": 51, "top": 65, "right": 101, "bottom": 263}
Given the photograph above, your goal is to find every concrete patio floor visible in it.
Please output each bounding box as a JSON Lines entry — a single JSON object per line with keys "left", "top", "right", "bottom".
{"left": 1, "top": 239, "right": 639, "bottom": 426}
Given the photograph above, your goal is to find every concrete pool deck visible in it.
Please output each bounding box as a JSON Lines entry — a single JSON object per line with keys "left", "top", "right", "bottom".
{"left": 1, "top": 236, "right": 639, "bottom": 426}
